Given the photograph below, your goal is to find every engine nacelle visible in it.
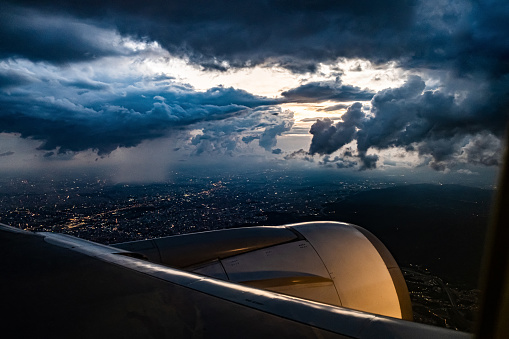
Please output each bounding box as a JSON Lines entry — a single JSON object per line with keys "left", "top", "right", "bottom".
{"left": 114, "top": 221, "right": 412, "bottom": 320}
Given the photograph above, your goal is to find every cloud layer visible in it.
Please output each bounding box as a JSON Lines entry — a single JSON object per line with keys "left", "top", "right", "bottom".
{"left": 4, "top": 0, "right": 507, "bottom": 79}
{"left": 308, "top": 75, "right": 507, "bottom": 170}
{"left": 281, "top": 79, "right": 374, "bottom": 103}
{"left": 0, "top": 56, "right": 284, "bottom": 155}
{"left": 0, "top": 0, "right": 507, "bottom": 173}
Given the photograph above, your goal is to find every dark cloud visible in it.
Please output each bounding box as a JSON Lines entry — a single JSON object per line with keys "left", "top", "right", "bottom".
{"left": 281, "top": 79, "right": 374, "bottom": 103}
{"left": 459, "top": 132, "right": 501, "bottom": 167}
{"left": 356, "top": 75, "right": 428, "bottom": 153}
{"left": 0, "top": 69, "right": 35, "bottom": 89}
{"left": 0, "top": 151, "right": 14, "bottom": 157}
{"left": 242, "top": 136, "right": 259, "bottom": 144}
{"left": 0, "top": 76, "right": 284, "bottom": 155}
{"left": 360, "top": 75, "right": 508, "bottom": 157}
{"left": 0, "top": 54, "right": 292, "bottom": 158}
{"left": 0, "top": 0, "right": 508, "bottom": 172}
{"left": 318, "top": 155, "right": 357, "bottom": 169}
{"left": 349, "top": 63, "right": 363, "bottom": 72}
{"left": 61, "top": 79, "right": 111, "bottom": 91}
{"left": 1, "top": 0, "right": 507, "bottom": 85}
{"left": 299, "top": 117, "right": 340, "bottom": 123}
{"left": 309, "top": 102, "right": 364, "bottom": 155}
{"left": 358, "top": 153, "right": 379, "bottom": 170}
{"left": 2, "top": 0, "right": 415, "bottom": 71}
{"left": 308, "top": 75, "right": 508, "bottom": 170}
{"left": 150, "top": 74, "right": 176, "bottom": 82}
{"left": 106, "top": 85, "right": 279, "bottom": 112}
{"left": 284, "top": 149, "right": 314, "bottom": 162}
{"left": 187, "top": 86, "right": 279, "bottom": 108}
{"left": 265, "top": 58, "right": 319, "bottom": 75}
{"left": 318, "top": 104, "right": 349, "bottom": 112}
{"left": 416, "top": 1, "right": 509, "bottom": 79}
{"left": 0, "top": 4, "right": 131, "bottom": 64}
{"left": 199, "top": 60, "right": 230, "bottom": 73}
{"left": 336, "top": 161, "right": 356, "bottom": 169}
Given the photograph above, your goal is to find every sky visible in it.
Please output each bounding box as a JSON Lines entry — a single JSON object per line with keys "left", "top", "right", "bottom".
{"left": 0, "top": 0, "right": 508, "bottom": 185}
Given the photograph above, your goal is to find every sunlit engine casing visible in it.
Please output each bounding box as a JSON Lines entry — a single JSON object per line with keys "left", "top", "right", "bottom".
{"left": 114, "top": 221, "right": 412, "bottom": 320}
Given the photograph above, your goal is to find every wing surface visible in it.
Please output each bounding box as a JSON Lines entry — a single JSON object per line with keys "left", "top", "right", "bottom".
{"left": 0, "top": 223, "right": 470, "bottom": 339}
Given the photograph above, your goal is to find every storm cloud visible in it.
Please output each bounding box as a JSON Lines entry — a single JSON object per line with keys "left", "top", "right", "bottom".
{"left": 309, "top": 102, "right": 364, "bottom": 155}
{"left": 0, "top": 3, "right": 134, "bottom": 64}
{"left": 309, "top": 75, "right": 508, "bottom": 170}
{"left": 0, "top": 0, "right": 508, "bottom": 172}
{"left": 1, "top": 0, "right": 414, "bottom": 70}
{"left": 281, "top": 80, "right": 374, "bottom": 103}
{"left": 0, "top": 64, "right": 283, "bottom": 155}
{"left": 3, "top": 0, "right": 507, "bottom": 80}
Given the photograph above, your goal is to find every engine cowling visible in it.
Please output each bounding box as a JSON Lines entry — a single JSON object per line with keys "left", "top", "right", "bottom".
{"left": 114, "top": 221, "right": 412, "bottom": 320}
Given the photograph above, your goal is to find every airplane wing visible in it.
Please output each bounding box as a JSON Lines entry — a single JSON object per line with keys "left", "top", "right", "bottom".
{"left": 0, "top": 222, "right": 470, "bottom": 338}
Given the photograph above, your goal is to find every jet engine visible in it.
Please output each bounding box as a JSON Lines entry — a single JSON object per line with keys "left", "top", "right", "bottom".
{"left": 114, "top": 221, "right": 412, "bottom": 320}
